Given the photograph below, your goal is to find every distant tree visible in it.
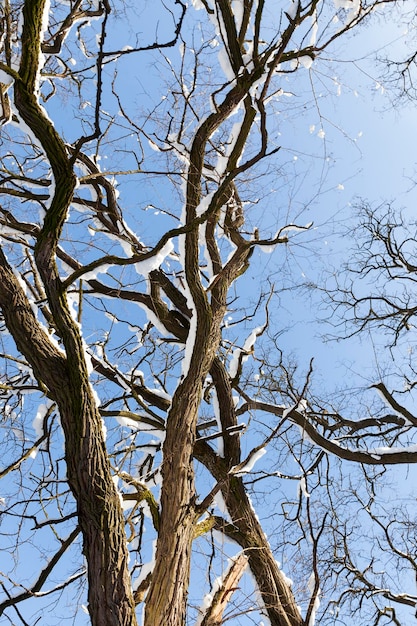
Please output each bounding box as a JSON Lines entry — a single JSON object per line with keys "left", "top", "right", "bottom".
{"left": 0, "top": 1, "right": 415, "bottom": 626}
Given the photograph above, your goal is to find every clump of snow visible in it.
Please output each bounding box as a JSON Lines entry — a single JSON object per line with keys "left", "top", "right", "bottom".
{"left": 66, "top": 291, "right": 80, "bottom": 321}
{"left": 191, "top": 0, "right": 205, "bottom": 9}
{"left": 287, "top": 0, "right": 299, "bottom": 20}
{"left": 90, "top": 384, "right": 101, "bottom": 408}
{"left": 196, "top": 191, "right": 215, "bottom": 217}
{"left": 299, "top": 55, "right": 313, "bottom": 69}
{"left": 81, "top": 340, "right": 94, "bottom": 375}
{"left": 310, "top": 10, "right": 318, "bottom": 46}
{"left": 32, "top": 402, "right": 52, "bottom": 437}
{"left": 135, "top": 240, "right": 174, "bottom": 277}
{"left": 228, "top": 326, "right": 263, "bottom": 378}
{"left": 207, "top": 7, "right": 237, "bottom": 82}
{"left": 82, "top": 263, "right": 111, "bottom": 281}
{"left": 298, "top": 476, "right": 310, "bottom": 499}
{"left": 217, "top": 46, "right": 235, "bottom": 82}
{"left": 215, "top": 120, "right": 245, "bottom": 176}
{"left": 133, "top": 539, "right": 157, "bottom": 591}
{"left": 213, "top": 491, "right": 228, "bottom": 515}
{"left": 231, "top": 1, "right": 244, "bottom": 32}
{"left": 212, "top": 389, "right": 224, "bottom": 457}
{"left": 370, "top": 443, "right": 417, "bottom": 455}
{"left": 233, "top": 448, "right": 266, "bottom": 476}
{"left": 276, "top": 560, "right": 294, "bottom": 587}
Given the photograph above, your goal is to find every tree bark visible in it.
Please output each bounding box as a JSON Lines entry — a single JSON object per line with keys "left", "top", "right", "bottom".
{"left": 143, "top": 377, "right": 200, "bottom": 626}
{"left": 0, "top": 248, "right": 138, "bottom": 626}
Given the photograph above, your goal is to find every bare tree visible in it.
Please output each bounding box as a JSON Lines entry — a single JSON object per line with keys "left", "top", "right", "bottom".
{"left": 0, "top": 1, "right": 414, "bottom": 626}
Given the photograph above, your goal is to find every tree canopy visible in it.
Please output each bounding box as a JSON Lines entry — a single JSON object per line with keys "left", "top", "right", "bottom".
{"left": 0, "top": 1, "right": 416, "bottom": 625}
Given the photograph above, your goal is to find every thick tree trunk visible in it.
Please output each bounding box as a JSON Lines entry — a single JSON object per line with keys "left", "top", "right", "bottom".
{"left": 59, "top": 396, "right": 137, "bottom": 626}
{"left": 0, "top": 249, "right": 138, "bottom": 626}
{"left": 143, "top": 379, "right": 200, "bottom": 626}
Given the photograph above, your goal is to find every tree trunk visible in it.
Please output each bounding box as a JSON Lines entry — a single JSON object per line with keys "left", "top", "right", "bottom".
{"left": 143, "top": 378, "right": 200, "bottom": 626}
{"left": 2, "top": 2, "right": 139, "bottom": 622}
{"left": 223, "top": 476, "right": 303, "bottom": 626}
{"left": 0, "top": 249, "right": 138, "bottom": 626}
{"left": 59, "top": 396, "right": 137, "bottom": 626}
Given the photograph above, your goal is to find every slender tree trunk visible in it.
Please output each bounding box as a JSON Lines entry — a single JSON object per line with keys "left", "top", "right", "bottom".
{"left": 224, "top": 476, "right": 303, "bottom": 626}
{"left": 144, "top": 236, "right": 225, "bottom": 625}
{"left": 194, "top": 440, "right": 303, "bottom": 626}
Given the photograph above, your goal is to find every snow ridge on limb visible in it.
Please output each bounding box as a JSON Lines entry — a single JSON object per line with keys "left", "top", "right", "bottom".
{"left": 196, "top": 553, "right": 248, "bottom": 626}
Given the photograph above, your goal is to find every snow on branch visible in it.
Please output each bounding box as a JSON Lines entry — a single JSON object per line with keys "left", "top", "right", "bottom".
{"left": 196, "top": 552, "right": 248, "bottom": 626}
